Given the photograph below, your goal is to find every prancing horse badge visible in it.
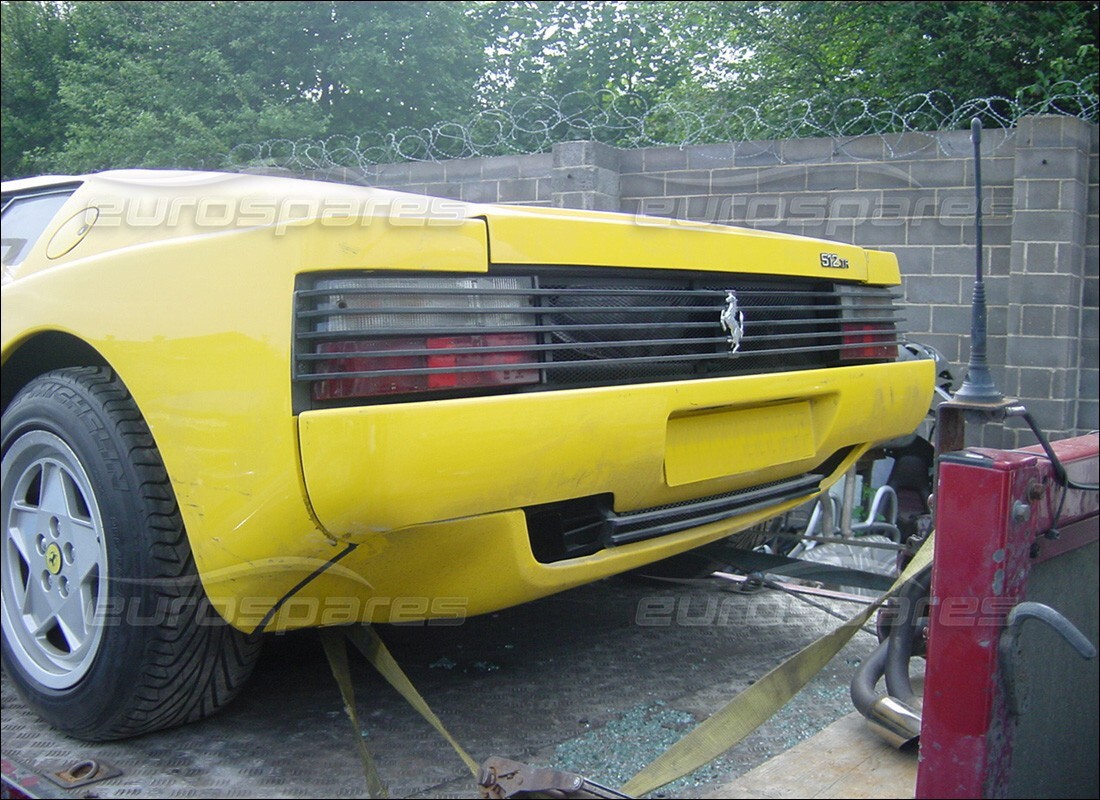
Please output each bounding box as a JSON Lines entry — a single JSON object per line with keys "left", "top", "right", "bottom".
{"left": 720, "top": 290, "right": 745, "bottom": 355}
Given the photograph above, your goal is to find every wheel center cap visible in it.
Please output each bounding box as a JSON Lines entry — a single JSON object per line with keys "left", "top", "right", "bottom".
{"left": 45, "top": 543, "right": 63, "bottom": 575}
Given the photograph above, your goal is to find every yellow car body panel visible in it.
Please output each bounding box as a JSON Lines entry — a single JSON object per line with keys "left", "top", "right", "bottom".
{"left": 1, "top": 170, "right": 934, "bottom": 633}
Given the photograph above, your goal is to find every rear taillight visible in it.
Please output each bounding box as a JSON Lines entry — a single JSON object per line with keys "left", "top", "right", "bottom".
{"left": 311, "top": 333, "right": 539, "bottom": 399}
{"left": 835, "top": 285, "right": 902, "bottom": 363}
{"left": 841, "top": 322, "right": 896, "bottom": 361}
{"left": 298, "top": 276, "right": 541, "bottom": 400}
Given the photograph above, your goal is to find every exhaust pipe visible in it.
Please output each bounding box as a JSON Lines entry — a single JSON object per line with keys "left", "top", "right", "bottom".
{"left": 850, "top": 564, "right": 931, "bottom": 748}
{"left": 865, "top": 695, "right": 922, "bottom": 749}
{"left": 850, "top": 638, "right": 922, "bottom": 749}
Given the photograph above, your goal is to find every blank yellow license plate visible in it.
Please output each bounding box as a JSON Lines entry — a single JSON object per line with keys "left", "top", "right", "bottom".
{"left": 664, "top": 400, "right": 816, "bottom": 486}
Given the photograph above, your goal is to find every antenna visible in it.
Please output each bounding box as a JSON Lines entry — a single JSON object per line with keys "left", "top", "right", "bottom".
{"left": 952, "top": 118, "right": 1004, "bottom": 404}
{"left": 934, "top": 120, "right": 1085, "bottom": 482}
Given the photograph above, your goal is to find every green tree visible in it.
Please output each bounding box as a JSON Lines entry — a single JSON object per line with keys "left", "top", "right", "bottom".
{"left": 1, "top": 1, "right": 73, "bottom": 178}
{"left": 472, "top": 2, "right": 720, "bottom": 104}
{"left": 2, "top": 0, "right": 1096, "bottom": 176}
{"left": 467, "top": 1, "right": 732, "bottom": 147}
{"left": 470, "top": 1, "right": 1096, "bottom": 145}
{"left": 315, "top": 1, "right": 484, "bottom": 134}
{"left": 692, "top": 1, "right": 1099, "bottom": 113}
{"left": 47, "top": 2, "right": 321, "bottom": 172}
{"left": 5, "top": 1, "right": 486, "bottom": 176}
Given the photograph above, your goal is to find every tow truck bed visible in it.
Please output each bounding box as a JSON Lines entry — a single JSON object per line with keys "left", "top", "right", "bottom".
{"left": 2, "top": 576, "right": 876, "bottom": 799}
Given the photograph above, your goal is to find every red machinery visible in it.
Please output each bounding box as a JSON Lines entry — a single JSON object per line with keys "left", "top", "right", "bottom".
{"left": 917, "top": 429, "right": 1098, "bottom": 798}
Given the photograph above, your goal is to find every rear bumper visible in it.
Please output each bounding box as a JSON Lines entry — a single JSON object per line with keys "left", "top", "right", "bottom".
{"left": 300, "top": 361, "right": 932, "bottom": 533}
{"left": 283, "top": 361, "right": 932, "bottom": 625}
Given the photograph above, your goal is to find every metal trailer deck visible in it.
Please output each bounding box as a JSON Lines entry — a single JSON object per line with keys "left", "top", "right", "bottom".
{"left": 3, "top": 575, "right": 882, "bottom": 799}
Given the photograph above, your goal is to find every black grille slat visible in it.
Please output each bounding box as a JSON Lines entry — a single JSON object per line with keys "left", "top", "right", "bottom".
{"left": 297, "top": 286, "right": 838, "bottom": 299}
{"left": 525, "top": 472, "right": 825, "bottom": 561}
{"left": 746, "top": 327, "right": 892, "bottom": 343}
{"left": 298, "top": 320, "right": 723, "bottom": 339}
{"left": 296, "top": 335, "right": 734, "bottom": 361}
{"left": 742, "top": 339, "right": 902, "bottom": 359}
{"left": 744, "top": 315, "right": 899, "bottom": 329}
{"left": 301, "top": 305, "right": 725, "bottom": 318}
{"left": 298, "top": 336, "right": 901, "bottom": 379}
{"left": 606, "top": 473, "right": 823, "bottom": 546}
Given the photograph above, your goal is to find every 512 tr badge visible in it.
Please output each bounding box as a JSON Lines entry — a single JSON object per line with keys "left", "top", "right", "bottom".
{"left": 819, "top": 252, "right": 850, "bottom": 269}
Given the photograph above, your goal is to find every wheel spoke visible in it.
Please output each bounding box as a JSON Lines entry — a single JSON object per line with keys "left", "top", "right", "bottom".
{"left": 21, "top": 574, "right": 59, "bottom": 636}
{"left": 54, "top": 584, "right": 90, "bottom": 648}
{"left": 66, "top": 518, "right": 103, "bottom": 584}
{"left": 36, "top": 461, "right": 69, "bottom": 517}
{"left": 6, "top": 499, "right": 40, "bottom": 564}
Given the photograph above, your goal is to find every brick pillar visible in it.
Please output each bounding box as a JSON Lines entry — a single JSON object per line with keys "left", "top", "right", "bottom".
{"left": 551, "top": 141, "right": 622, "bottom": 211}
{"left": 1002, "top": 115, "right": 1093, "bottom": 447}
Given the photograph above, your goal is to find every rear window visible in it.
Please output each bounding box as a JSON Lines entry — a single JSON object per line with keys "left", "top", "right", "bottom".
{"left": 1, "top": 190, "right": 75, "bottom": 267}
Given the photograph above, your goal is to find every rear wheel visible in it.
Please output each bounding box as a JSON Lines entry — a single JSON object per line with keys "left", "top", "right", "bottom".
{"left": 1, "top": 367, "right": 260, "bottom": 740}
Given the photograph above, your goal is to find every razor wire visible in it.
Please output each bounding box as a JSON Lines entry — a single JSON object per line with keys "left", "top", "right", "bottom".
{"left": 222, "top": 77, "right": 1097, "bottom": 172}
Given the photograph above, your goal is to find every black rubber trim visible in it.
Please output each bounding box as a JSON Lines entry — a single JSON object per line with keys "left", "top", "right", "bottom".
{"left": 252, "top": 543, "right": 358, "bottom": 634}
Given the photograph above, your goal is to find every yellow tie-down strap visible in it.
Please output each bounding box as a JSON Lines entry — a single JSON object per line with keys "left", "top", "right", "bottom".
{"left": 320, "top": 624, "right": 481, "bottom": 799}
{"left": 622, "top": 533, "right": 934, "bottom": 796}
{"left": 323, "top": 534, "right": 936, "bottom": 799}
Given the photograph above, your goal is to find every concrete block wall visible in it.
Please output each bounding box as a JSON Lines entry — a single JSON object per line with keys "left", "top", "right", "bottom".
{"left": 1079, "top": 122, "right": 1099, "bottom": 439}
{"left": 358, "top": 115, "right": 1099, "bottom": 449}
{"left": 1005, "top": 116, "right": 1096, "bottom": 444}
{"left": 360, "top": 152, "right": 554, "bottom": 206}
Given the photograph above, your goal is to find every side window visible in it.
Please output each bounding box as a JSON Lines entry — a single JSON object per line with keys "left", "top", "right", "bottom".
{"left": 1, "top": 190, "right": 75, "bottom": 267}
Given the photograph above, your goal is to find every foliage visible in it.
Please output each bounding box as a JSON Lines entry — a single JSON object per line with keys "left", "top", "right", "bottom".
{"left": 471, "top": 2, "right": 713, "bottom": 103}
{"left": 1, "top": 1, "right": 1096, "bottom": 178}
{"left": 1, "top": 1, "right": 72, "bottom": 178}
{"left": 468, "top": 1, "right": 1098, "bottom": 142}
{"left": 2, "top": 1, "right": 483, "bottom": 177}
{"left": 698, "top": 1, "right": 1100, "bottom": 110}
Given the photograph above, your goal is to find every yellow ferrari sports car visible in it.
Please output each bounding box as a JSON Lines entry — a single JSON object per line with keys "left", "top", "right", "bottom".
{"left": 1, "top": 170, "right": 933, "bottom": 739}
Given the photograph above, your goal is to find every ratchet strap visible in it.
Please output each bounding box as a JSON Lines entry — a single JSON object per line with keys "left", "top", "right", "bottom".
{"left": 323, "top": 532, "right": 934, "bottom": 799}
{"left": 620, "top": 531, "right": 934, "bottom": 796}
{"left": 320, "top": 625, "right": 480, "bottom": 799}
{"left": 319, "top": 629, "right": 389, "bottom": 799}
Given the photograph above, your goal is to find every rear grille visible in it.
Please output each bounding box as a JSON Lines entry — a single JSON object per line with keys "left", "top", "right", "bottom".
{"left": 525, "top": 472, "right": 825, "bottom": 562}
{"left": 294, "top": 268, "right": 903, "bottom": 404}
{"left": 536, "top": 273, "right": 854, "bottom": 386}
